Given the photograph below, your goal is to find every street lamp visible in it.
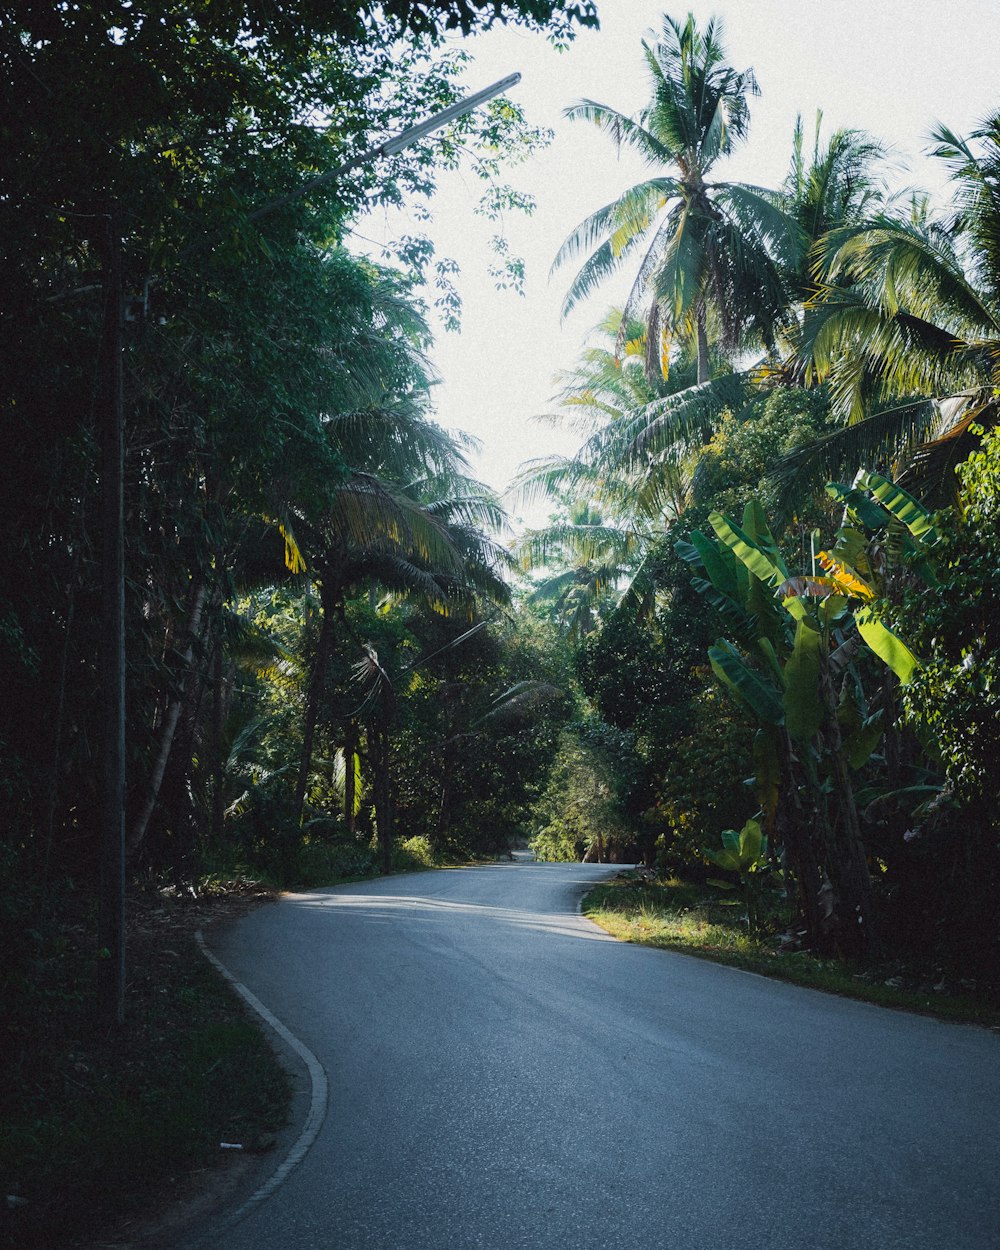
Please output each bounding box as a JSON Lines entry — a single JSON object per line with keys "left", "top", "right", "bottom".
{"left": 97, "top": 73, "right": 522, "bottom": 1025}
{"left": 248, "top": 74, "right": 522, "bottom": 226}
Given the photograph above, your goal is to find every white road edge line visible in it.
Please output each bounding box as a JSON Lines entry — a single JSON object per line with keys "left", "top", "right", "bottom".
{"left": 194, "top": 929, "right": 329, "bottom": 1234}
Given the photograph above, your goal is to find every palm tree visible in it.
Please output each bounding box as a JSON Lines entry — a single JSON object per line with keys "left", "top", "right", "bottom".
{"left": 512, "top": 312, "right": 690, "bottom": 630}
{"left": 538, "top": 115, "right": 888, "bottom": 518}
{"left": 780, "top": 112, "right": 888, "bottom": 303}
{"left": 552, "top": 12, "right": 797, "bottom": 384}
{"left": 515, "top": 309, "right": 693, "bottom": 520}
{"left": 788, "top": 111, "right": 1000, "bottom": 493}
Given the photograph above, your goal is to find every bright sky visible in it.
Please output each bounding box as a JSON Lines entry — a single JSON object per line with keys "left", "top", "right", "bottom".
{"left": 358, "top": 0, "right": 1000, "bottom": 526}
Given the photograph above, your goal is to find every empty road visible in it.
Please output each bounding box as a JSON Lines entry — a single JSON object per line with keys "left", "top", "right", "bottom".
{"left": 190, "top": 862, "right": 1000, "bottom": 1249}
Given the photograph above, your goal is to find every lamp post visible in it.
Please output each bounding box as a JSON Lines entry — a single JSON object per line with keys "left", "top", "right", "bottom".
{"left": 247, "top": 74, "right": 521, "bottom": 227}
{"left": 97, "top": 74, "right": 521, "bottom": 1026}
{"left": 97, "top": 206, "right": 126, "bottom": 1027}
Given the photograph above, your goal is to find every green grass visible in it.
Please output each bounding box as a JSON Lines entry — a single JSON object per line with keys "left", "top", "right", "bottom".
{"left": 583, "top": 875, "right": 1000, "bottom": 1028}
{"left": 1, "top": 893, "right": 290, "bottom": 1249}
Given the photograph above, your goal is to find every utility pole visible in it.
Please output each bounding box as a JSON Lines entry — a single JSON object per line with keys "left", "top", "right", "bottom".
{"left": 98, "top": 204, "right": 126, "bottom": 1027}
{"left": 246, "top": 75, "right": 521, "bottom": 227}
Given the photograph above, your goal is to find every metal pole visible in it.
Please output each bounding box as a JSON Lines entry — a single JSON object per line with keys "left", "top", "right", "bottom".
{"left": 247, "top": 74, "right": 521, "bottom": 226}
{"left": 97, "top": 204, "right": 126, "bottom": 1027}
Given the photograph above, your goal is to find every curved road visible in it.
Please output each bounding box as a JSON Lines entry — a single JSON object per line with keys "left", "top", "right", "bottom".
{"left": 191, "top": 862, "right": 999, "bottom": 1250}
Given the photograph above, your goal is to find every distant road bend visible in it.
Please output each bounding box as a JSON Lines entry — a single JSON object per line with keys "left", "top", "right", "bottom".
{"left": 192, "top": 861, "right": 1000, "bottom": 1250}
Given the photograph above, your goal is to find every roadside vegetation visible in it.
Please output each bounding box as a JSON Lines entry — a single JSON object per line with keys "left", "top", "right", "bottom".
{"left": 1, "top": 885, "right": 288, "bottom": 1249}
{"left": 519, "top": 11, "right": 1000, "bottom": 1009}
{"left": 583, "top": 874, "right": 999, "bottom": 1028}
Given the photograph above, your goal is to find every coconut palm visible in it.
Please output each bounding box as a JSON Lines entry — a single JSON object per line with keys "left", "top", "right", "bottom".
{"left": 291, "top": 453, "right": 512, "bottom": 829}
{"left": 511, "top": 311, "right": 710, "bottom": 637}
{"left": 543, "top": 115, "right": 888, "bottom": 510}
{"left": 781, "top": 112, "right": 888, "bottom": 301}
{"left": 517, "top": 498, "right": 640, "bottom": 638}
{"left": 786, "top": 111, "right": 1000, "bottom": 494}
{"left": 515, "top": 309, "right": 695, "bottom": 521}
{"left": 552, "top": 11, "right": 797, "bottom": 383}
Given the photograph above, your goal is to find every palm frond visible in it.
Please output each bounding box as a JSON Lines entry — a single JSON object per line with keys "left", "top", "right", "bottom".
{"left": 517, "top": 521, "right": 641, "bottom": 571}
{"left": 563, "top": 100, "right": 676, "bottom": 166}
{"left": 768, "top": 397, "right": 943, "bottom": 500}
{"left": 630, "top": 372, "right": 752, "bottom": 463}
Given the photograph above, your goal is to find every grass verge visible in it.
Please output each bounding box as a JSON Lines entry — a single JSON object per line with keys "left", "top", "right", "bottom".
{"left": 583, "top": 874, "right": 1000, "bottom": 1028}
{"left": 1, "top": 884, "right": 290, "bottom": 1249}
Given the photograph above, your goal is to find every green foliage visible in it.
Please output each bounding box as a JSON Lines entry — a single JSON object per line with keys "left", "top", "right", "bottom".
{"left": 651, "top": 684, "right": 756, "bottom": 872}
{"left": 531, "top": 723, "right": 637, "bottom": 862}
{"left": 553, "top": 11, "right": 793, "bottom": 374}
{"left": 583, "top": 876, "right": 999, "bottom": 1024}
{"left": 387, "top": 609, "right": 570, "bottom": 861}
{"left": 899, "top": 426, "right": 1000, "bottom": 804}
{"left": 704, "top": 818, "right": 771, "bottom": 933}
{"left": 688, "top": 385, "right": 837, "bottom": 520}
{"left": 1, "top": 890, "right": 289, "bottom": 1247}
{"left": 0, "top": 0, "right": 583, "bottom": 909}
{"left": 394, "top": 835, "right": 437, "bottom": 871}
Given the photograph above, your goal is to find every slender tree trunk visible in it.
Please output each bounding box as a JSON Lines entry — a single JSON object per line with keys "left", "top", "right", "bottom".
{"left": 435, "top": 683, "right": 457, "bottom": 849}
{"left": 127, "top": 578, "right": 208, "bottom": 860}
{"left": 97, "top": 204, "right": 125, "bottom": 1026}
{"left": 343, "top": 718, "right": 359, "bottom": 834}
{"left": 210, "top": 639, "right": 226, "bottom": 848}
{"left": 819, "top": 656, "right": 880, "bottom": 957}
{"left": 293, "top": 589, "right": 337, "bottom": 825}
{"left": 41, "top": 560, "right": 78, "bottom": 907}
{"left": 696, "top": 307, "right": 710, "bottom": 385}
{"left": 777, "top": 736, "right": 828, "bottom": 952}
{"left": 436, "top": 776, "right": 450, "bottom": 846}
{"left": 161, "top": 693, "right": 200, "bottom": 878}
{"left": 370, "top": 720, "right": 394, "bottom": 873}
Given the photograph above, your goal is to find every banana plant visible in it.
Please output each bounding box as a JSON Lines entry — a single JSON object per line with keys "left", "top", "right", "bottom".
{"left": 681, "top": 474, "right": 943, "bottom": 954}
{"left": 704, "top": 817, "right": 771, "bottom": 934}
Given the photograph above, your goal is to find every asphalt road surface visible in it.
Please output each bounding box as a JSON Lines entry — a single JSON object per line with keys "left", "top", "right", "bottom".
{"left": 189, "top": 862, "right": 1000, "bottom": 1250}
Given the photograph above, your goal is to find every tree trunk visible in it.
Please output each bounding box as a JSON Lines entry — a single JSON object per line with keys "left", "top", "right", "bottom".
{"left": 98, "top": 205, "right": 126, "bottom": 1026}
{"left": 777, "top": 735, "right": 829, "bottom": 952}
{"left": 41, "top": 559, "right": 78, "bottom": 906}
{"left": 370, "top": 721, "right": 394, "bottom": 874}
{"left": 343, "top": 718, "right": 359, "bottom": 834}
{"left": 820, "top": 655, "right": 880, "bottom": 957}
{"left": 127, "top": 578, "right": 207, "bottom": 857}
{"left": 696, "top": 306, "right": 710, "bottom": 385}
{"left": 161, "top": 693, "right": 200, "bottom": 878}
{"left": 210, "top": 639, "right": 226, "bottom": 848}
{"left": 293, "top": 589, "right": 337, "bottom": 825}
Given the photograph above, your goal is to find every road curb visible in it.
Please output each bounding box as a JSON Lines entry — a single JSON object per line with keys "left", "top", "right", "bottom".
{"left": 189, "top": 929, "right": 329, "bottom": 1239}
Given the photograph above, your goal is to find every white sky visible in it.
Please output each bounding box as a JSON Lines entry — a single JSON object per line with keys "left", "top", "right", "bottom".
{"left": 357, "top": 0, "right": 1000, "bottom": 526}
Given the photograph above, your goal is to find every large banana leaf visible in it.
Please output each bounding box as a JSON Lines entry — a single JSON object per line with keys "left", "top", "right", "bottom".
{"left": 826, "top": 481, "right": 892, "bottom": 531}
{"left": 756, "top": 637, "right": 786, "bottom": 686}
{"left": 741, "top": 498, "right": 788, "bottom": 577}
{"left": 709, "top": 639, "right": 784, "bottom": 724}
{"left": 690, "top": 575, "right": 752, "bottom": 632}
{"left": 753, "top": 729, "right": 781, "bottom": 831}
{"left": 855, "top": 608, "right": 919, "bottom": 684}
{"left": 856, "top": 471, "right": 940, "bottom": 546}
{"left": 783, "top": 619, "right": 824, "bottom": 741}
{"left": 692, "top": 529, "right": 740, "bottom": 598}
{"left": 709, "top": 512, "right": 785, "bottom": 590}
